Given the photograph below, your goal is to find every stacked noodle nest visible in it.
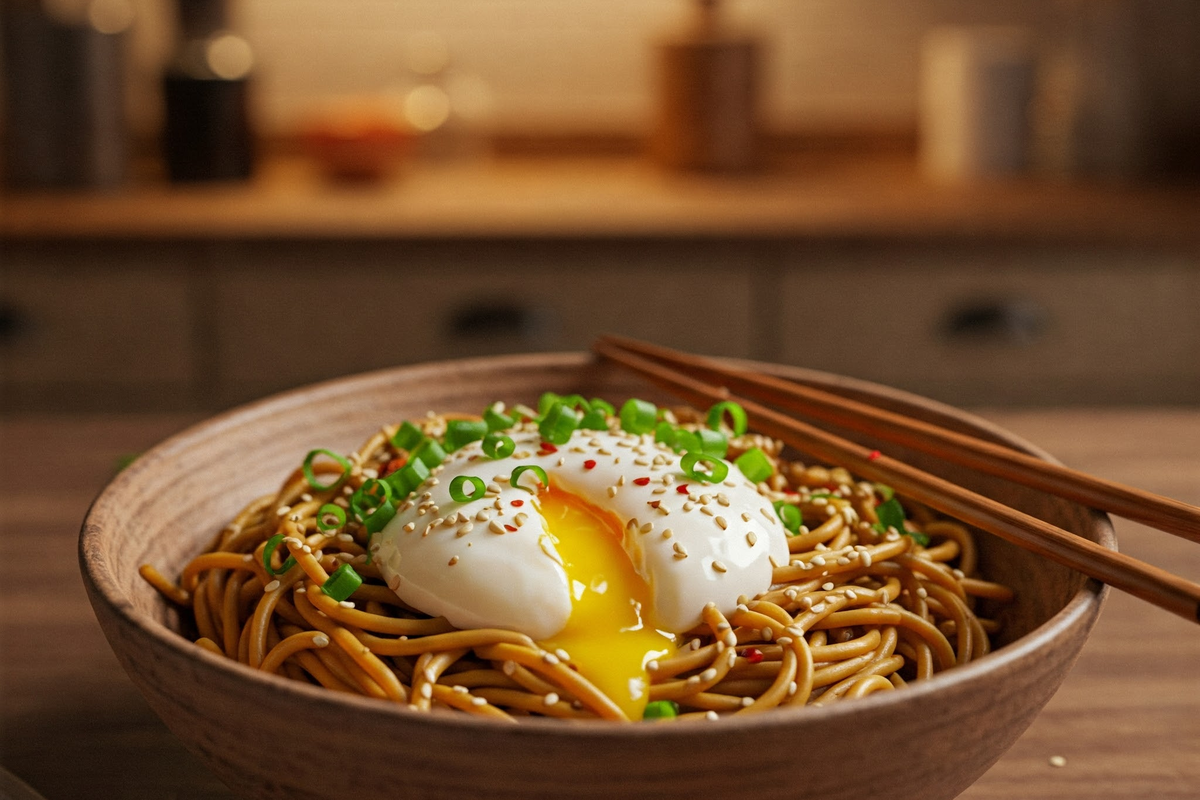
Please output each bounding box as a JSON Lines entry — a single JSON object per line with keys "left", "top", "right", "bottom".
{"left": 81, "top": 353, "right": 1113, "bottom": 800}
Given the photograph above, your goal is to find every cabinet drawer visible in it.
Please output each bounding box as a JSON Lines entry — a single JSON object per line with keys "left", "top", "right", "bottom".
{"left": 212, "top": 242, "right": 757, "bottom": 406}
{"left": 777, "top": 247, "right": 1200, "bottom": 405}
{"left": 0, "top": 246, "right": 198, "bottom": 409}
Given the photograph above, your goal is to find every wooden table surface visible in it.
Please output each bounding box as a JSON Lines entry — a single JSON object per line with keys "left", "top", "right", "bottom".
{"left": 1, "top": 408, "right": 1197, "bottom": 799}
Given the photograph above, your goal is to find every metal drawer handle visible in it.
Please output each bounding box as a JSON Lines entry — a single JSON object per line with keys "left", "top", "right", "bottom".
{"left": 448, "top": 301, "right": 560, "bottom": 342}
{"left": 940, "top": 298, "right": 1048, "bottom": 346}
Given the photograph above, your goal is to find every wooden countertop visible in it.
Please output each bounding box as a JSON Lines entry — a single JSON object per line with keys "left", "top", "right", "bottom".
{"left": 2, "top": 152, "right": 1199, "bottom": 245}
{"left": 1, "top": 408, "right": 1198, "bottom": 799}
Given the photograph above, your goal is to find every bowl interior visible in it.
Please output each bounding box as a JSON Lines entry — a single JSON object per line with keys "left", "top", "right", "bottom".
{"left": 81, "top": 352, "right": 1114, "bottom": 800}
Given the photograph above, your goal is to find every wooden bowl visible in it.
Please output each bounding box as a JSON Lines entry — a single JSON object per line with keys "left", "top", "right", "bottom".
{"left": 81, "top": 353, "right": 1113, "bottom": 800}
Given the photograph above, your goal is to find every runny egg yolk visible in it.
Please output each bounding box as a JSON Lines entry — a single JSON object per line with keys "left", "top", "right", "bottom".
{"left": 535, "top": 486, "right": 674, "bottom": 720}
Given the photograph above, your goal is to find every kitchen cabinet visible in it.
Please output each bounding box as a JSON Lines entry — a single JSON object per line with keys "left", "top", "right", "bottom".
{"left": 3, "top": 153, "right": 1198, "bottom": 412}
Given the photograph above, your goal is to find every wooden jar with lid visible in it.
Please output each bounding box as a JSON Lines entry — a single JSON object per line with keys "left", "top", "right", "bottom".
{"left": 650, "top": 0, "right": 762, "bottom": 172}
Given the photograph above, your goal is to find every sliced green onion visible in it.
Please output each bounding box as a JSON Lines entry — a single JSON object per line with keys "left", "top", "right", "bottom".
{"left": 539, "top": 402, "right": 581, "bottom": 445}
{"left": 301, "top": 449, "right": 352, "bottom": 492}
{"left": 322, "top": 563, "right": 363, "bottom": 602}
{"left": 874, "top": 496, "right": 905, "bottom": 533}
{"left": 589, "top": 398, "right": 615, "bottom": 416}
{"left": 443, "top": 419, "right": 488, "bottom": 451}
{"left": 262, "top": 533, "right": 297, "bottom": 576}
{"left": 680, "top": 452, "right": 728, "bottom": 484}
{"left": 483, "top": 405, "right": 514, "bottom": 432}
{"left": 773, "top": 500, "right": 802, "bottom": 534}
{"left": 408, "top": 437, "right": 447, "bottom": 469}
{"left": 450, "top": 475, "right": 487, "bottom": 503}
{"left": 316, "top": 503, "right": 346, "bottom": 532}
{"left": 511, "top": 464, "right": 549, "bottom": 493}
{"left": 350, "top": 479, "right": 392, "bottom": 523}
{"left": 579, "top": 408, "right": 609, "bottom": 430}
{"left": 537, "top": 392, "right": 562, "bottom": 415}
{"left": 390, "top": 420, "right": 424, "bottom": 451}
{"left": 385, "top": 457, "right": 431, "bottom": 499}
{"left": 694, "top": 428, "right": 728, "bottom": 458}
{"left": 481, "top": 432, "right": 516, "bottom": 459}
{"left": 706, "top": 401, "right": 748, "bottom": 436}
{"left": 654, "top": 420, "right": 675, "bottom": 444}
{"left": 669, "top": 429, "right": 700, "bottom": 454}
{"left": 874, "top": 482, "right": 895, "bottom": 501}
{"left": 735, "top": 447, "right": 773, "bottom": 483}
{"left": 620, "top": 398, "right": 658, "bottom": 434}
{"left": 642, "top": 699, "right": 679, "bottom": 719}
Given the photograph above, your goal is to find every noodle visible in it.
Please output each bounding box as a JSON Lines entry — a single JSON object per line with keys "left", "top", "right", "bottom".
{"left": 143, "top": 402, "right": 1012, "bottom": 722}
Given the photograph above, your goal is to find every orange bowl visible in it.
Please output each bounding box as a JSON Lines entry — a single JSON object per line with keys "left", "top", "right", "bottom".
{"left": 81, "top": 353, "right": 1112, "bottom": 800}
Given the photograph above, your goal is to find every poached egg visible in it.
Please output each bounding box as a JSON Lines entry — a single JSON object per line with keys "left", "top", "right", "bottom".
{"left": 371, "top": 424, "right": 789, "bottom": 717}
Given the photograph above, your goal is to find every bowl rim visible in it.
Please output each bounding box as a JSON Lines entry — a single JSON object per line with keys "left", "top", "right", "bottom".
{"left": 81, "top": 351, "right": 1114, "bottom": 738}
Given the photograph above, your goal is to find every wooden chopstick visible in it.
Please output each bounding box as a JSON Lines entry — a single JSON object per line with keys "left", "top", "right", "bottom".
{"left": 592, "top": 337, "right": 1200, "bottom": 625}
{"left": 599, "top": 333, "right": 1200, "bottom": 545}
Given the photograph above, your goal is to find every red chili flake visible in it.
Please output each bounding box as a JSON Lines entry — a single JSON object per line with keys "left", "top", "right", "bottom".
{"left": 504, "top": 524, "right": 517, "bottom": 532}
{"left": 633, "top": 477, "right": 651, "bottom": 486}
{"left": 510, "top": 499, "right": 524, "bottom": 507}
{"left": 744, "top": 647, "right": 764, "bottom": 664}
{"left": 539, "top": 442, "right": 558, "bottom": 454}
{"left": 648, "top": 500, "right": 661, "bottom": 509}
{"left": 867, "top": 450, "right": 882, "bottom": 461}
{"left": 380, "top": 456, "right": 407, "bottom": 478}
{"left": 583, "top": 459, "right": 597, "bottom": 470}
{"left": 676, "top": 483, "right": 690, "bottom": 494}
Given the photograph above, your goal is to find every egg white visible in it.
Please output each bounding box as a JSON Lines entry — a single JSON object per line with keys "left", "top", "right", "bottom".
{"left": 371, "top": 424, "right": 790, "bottom": 639}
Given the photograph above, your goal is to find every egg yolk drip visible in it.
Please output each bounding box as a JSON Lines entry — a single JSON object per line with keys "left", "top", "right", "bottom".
{"left": 535, "top": 486, "right": 674, "bottom": 720}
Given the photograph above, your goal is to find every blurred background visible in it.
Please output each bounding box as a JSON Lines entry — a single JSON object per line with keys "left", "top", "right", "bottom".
{"left": 2, "top": 0, "right": 1198, "bottom": 413}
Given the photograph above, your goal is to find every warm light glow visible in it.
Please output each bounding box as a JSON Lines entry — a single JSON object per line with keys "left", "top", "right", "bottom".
{"left": 87, "top": 0, "right": 134, "bottom": 34}
{"left": 207, "top": 33, "right": 254, "bottom": 80}
{"left": 404, "top": 85, "right": 452, "bottom": 132}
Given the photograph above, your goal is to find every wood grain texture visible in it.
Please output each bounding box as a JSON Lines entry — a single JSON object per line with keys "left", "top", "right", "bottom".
{"left": 1, "top": 379, "right": 1196, "bottom": 799}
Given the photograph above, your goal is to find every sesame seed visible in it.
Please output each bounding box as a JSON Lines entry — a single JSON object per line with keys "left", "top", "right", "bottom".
{"left": 263, "top": 580, "right": 280, "bottom": 592}
{"left": 822, "top": 582, "right": 835, "bottom": 591}
{"left": 542, "top": 652, "right": 560, "bottom": 665}
{"left": 514, "top": 512, "right": 528, "bottom": 526}
{"left": 846, "top": 590, "right": 858, "bottom": 601}
{"left": 741, "top": 697, "right": 754, "bottom": 707}
{"left": 639, "top": 521, "right": 654, "bottom": 534}
{"left": 706, "top": 711, "right": 719, "bottom": 721}
{"left": 301, "top": 545, "right": 312, "bottom": 554}
{"left": 275, "top": 506, "right": 291, "bottom": 516}
{"left": 724, "top": 632, "right": 737, "bottom": 648}
{"left": 812, "top": 556, "right": 826, "bottom": 566}
{"left": 917, "top": 587, "right": 928, "bottom": 599}
{"left": 502, "top": 660, "right": 517, "bottom": 676}
{"left": 555, "top": 648, "right": 571, "bottom": 662}
{"left": 712, "top": 560, "right": 728, "bottom": 573}
{"left": 1049, "top": 756, "right": 1066, "bottom": 768}
{"left": 647, "top": 659, "right": 660, "bottom": 671}
{"left": 762, "top": 627, "right": 774, "bottom": 641}
{"left": 700, "top": 494, "right": 712, "bottom": 504}
{"left": 745, "top": 531, "right": 758, "bottom": 547}
{"left": 339, "top": 600, "right": 355, "bottom": 609}
{"left": 456, "top": 523, "right": 473, "bottom": 537}
{"left": 448, "top": 555, "right": 459, "bottom": 566}
{"left": 424, "top": 667, "right": 438, "bottom": 683}
{"left": 837, "top": 556, "right": 851, "bottom": 565}
{"left": 471, "top": 697, "right": 487, "bottom": 707}
{"left": 617, "top": 475, "right": 626, "bottom": 486}
{"left": 699, "top": 668, "right": 717, "bottom": 682}
{"left": 686, "top": 675, "right": 700, "bottom": 686}
{"left": 607, "top": 486, "right": 618, "bottom": 498}
{"left": 716, "top": 494, "right": 731, "bottom": 507}
{"left": 760, "top": 507, "right": 774, "bottom": 521}
{"left": 777, "top": 636, "right": 793, "bottom": 645}
{"left": 489, "top": 520, "right": 506, "bottom": 534}
{"left": 811, "top": 603, "right": 827, "bottom": 613}
{"left": 634, "top": 457, "right": 651, "bottom": 466}
{"left": 557, "top": 457, "right": 565, "bottom": 467}
{"left": 682, "top": 501, "right": 695, "bottom": 511}
{"left": 543, "top": 693, "right": 559, "bottom": 706}
{"left": 689, "top": 638, "right": 701, "bottom": 650}
{"left": 420, "top": 683, "right": 433, "bottom": 700}
{"left": 788, "top": 681, "right": 798, "bottom": 696}
{"left": 715, "top": 516, "right": 728, "bottom": 530}
{"left": 662, "top": 529, "right": 673, "bottom": 539}
{"left": 701, "top": 506, "right": 715, "bottom": 517}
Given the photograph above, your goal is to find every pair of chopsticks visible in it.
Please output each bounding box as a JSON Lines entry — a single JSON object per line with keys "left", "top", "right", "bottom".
{"left": 593, "top": 334, "right": 1200, "bottom": 625}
